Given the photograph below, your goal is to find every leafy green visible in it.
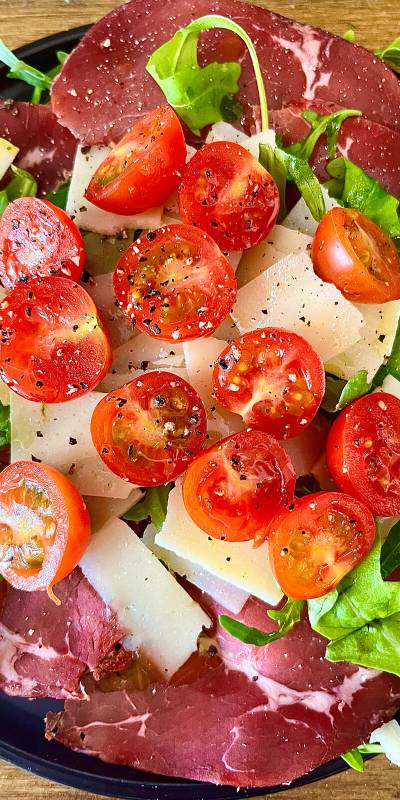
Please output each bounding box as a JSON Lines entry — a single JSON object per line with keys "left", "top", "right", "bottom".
{"left": 0, "top": 39, "right": 52, "bottom": 91}
{"left": 286, "top": 108, "right": 361, "bottom": 162}
{"left": 219, "top": 597, "right": 304, "bottom": 646}
{"left": 374, "top": 319, "right": 400, "bottom": 387}
{"left": 342, "top": 743, "right": 383, "bottom": 772}
{"left": 147, "top": 14, "right": 268, "bottom": 134}
{"left": 343, "top": 30, "right": 356, "bottom": 43}
{"left": 322, "top": 370, "right": 371, "bottom": 413}
{"left": 31, "top": 50, "right": 68, "bottom": 104}
{"left": 0, "top": 401, "right": 10, "bottom": 448}
{"left": 259, "top": 144, "right": 325, "bottom": 223}
{"left": 46, "top": 180, "right": 70, "bottom": 210}
{"left": 123, "top": 484, "right": 172, "bottom": 532}
{"left": 380, "top": 520, "right": 400, "bottom": 579}
{"left": 0, "top": 165, "right": 37, "bottom": 217}
{"left": 375, "top": 36, "right": 400, "bottom": 73}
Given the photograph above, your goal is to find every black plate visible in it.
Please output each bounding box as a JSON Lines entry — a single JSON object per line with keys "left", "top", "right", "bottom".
{"left": 0, "top": 26, "right": 353, "bottom": 800}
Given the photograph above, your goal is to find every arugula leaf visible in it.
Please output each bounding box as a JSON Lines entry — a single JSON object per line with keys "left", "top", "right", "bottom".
{"left": 147, "top": 14, "right": 268, "bottom": 135}
{"left": 286, "top": 108, "right": 361, "bottom": 162}
{"left": 322, "top": 370, "right": 371, "bottom": 413}
{"left": 123, "top": 484, "right": 172, "bottom": 532}
{"left": 343, "top": 30, "right": 356, "bottom": 43}
{"left": 46, "top": 180, "right": 70, "bottom": 210}
{"left": 0, "top": 165, "right": 37, "bottom": 217}
{"left": 0, "top": 39, "right": 52, "bottom": 91}
{"left": 259, "top": 144, "right": 325, "bottom": 223}
{"left": 31, "top": 51, "right": 68, "bottom": 104}
{"left": 374, "top": 318, "right": 400, "bottom": 387}
{"left": 375, "top": 36, "right": 400, "bottom": 73}
{"left": 342, "top": 743, "right": 383, "bottom": 772}
{"left": 380, "top": 520, "right": 400, "bottom": 579}
{"left": 0, "top": 400, "right": 10, "bottom": 448}
{"left": 219, "top": 597, "right": 304, "bottom": 646}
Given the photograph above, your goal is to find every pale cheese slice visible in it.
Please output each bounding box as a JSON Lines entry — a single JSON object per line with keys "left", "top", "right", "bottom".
{"left": 282, "top": 188, "right": 339, "bottom": 236}
{"left": 237, "top": 224, "right": 312, "bottom": 287}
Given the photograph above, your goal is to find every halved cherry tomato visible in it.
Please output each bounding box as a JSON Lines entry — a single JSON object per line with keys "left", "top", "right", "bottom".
{"left": 0, "top": 276, "right": 112, "bottom": 403}
{"left": 91, "top": 371, "right": 207, "bottom": 486}
{"left": 178, "top": 141, "right": 279, "bottom": 251}
{"left": 312, "top": 207, "right": 400, "bottom": 303}
{"left": 212, "top": 328, "right": 325, "bottom": 439}
{"left": 268, "top": 491, "right": 375, "bottom": 599}
{"left": 0, "top": 460, "right": 90, "bottom": 601}
{"left": 85, "top": 106, "right": 186, "bottom": 215}
{"left": 0, "top": 197, "right": 85, "bottom": 291}
{"left": 326, "top": 392, "right": 400, "bottom": 517}
{"left": 113, "top": 224, "right": 237, "bottom": 342}
{"left": 182, "top": 430, "right": 295, "bottom": 542}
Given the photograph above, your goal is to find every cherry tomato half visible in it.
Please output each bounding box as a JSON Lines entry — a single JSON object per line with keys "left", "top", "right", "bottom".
{"left": 0, "top": 276, "right": 112, "bottom": 403}
{"left": 91, "top": 371, "right": 207, "bottom": 486}
{"left": 212, "top": 328, "right": 325, "bottom": 440}
{"left": 113, "top": 224, "right": 237, "bottom": 342}
{"left": 326, "top": 391, "right": 400, "bottom": 517}
{"left": 268, "top": 491, "right": 376, "bottom": 600}
{"left": 178, "top": 141, "right": 279, "bottom": 251}
{"left": 312, "top": 207, "right": 400, "bottom": 303}
{"left": 0, "top": 460, "right": 90, "bottom": 601}
{"left": 85, "top": 106, "right": 186, "bottom": 215}
{"left": 182, "top": 429, "right": 295, "bottom": 542}
{"left": 0, "top": 197, "right": 85, "bottom": 291}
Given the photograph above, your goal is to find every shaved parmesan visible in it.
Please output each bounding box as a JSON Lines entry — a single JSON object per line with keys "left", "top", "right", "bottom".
{"left": 282, "top": 188, "right": 339, "bottom": 236}
{"left": 370, "top": 720, "right": 400, "bottom": 766}
{"left": 84, "top": 272, "right": 133, "bottom": 348}
{"left": 156, "top": 483, "right": 283, "bottom": 606}
{"left": 0, "top": 137, "right": 19, "bottom": 181}
{"left": 80, "top": 517, "right": 210, "bottom": 677}
{"left": 378, "top": 374, "right": 400, "bottom": 400}
{"left": 84, "top": 488, "right": 143, "bottom": 532}
{"left": 205, "top": 122, "right": 276, "bottom": 158}
{"left": 111, "top": 334, "right": 184, "bottom": 374}
{"left": 231, "top": 252, "right": 364, "bottom": 363}
{"left": 237, "top": 224, "right": 311, "bottom": 287}
{"left": 0, "top": 380, "right": 10, "bottom": 407}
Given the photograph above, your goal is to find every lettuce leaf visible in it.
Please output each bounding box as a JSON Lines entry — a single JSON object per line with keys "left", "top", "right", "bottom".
{"left": 259, "top": 143, "right": 325, "bottom": 222}
{"left": 219, "top": 597, "right": 304, "bottom": 646}
{"left": 322, "top": 370, "right": 371, "bottom": 413}
{"left": 375, "top": 36, "right": 400, "bottom": 74}
{"left": 0, "top": 165, "right": 37, "bottom": 218}
{"left": 123, "top": 484, "right": 172, "bottom": 532}
{"left": 286, "top": 108, "right": 361, "bottom": 162}
{"left": 0, "top": 401, "right": 10, "bottom": 448}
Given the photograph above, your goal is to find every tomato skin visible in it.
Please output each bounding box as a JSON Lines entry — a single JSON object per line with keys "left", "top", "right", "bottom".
{"left": 268, "top": 491, "right": 376, "bottom": 600}
{"left": 312, "top": 207, "right": 400, "bottom": 303}
{"left": 0, "top": 276, "right": 112, "bottom": 403}
{"left": 113, "top": 224, "right": 237, "bottom": 342}
{"left": 326, "top": 392, "right": 400, "bottom": 517}
{"left": 182, "top": 429, "right": 296, "bottom": 542}
{"left": 212, "top": 328, "right": 325, "bottom": 439}
{"left": 91, "top": 371, "right": 207, "bottom": 486}
{"left": 178, "top": 141, "right": 280, "bottom": 251}
{"left": 0, "top": 460, "right": 90, "bottom": 597}
{"left": 85, "top": 106, "right": 186, "bottom": 215}
{"left": 0, "top": 197, "right": 85, "bottom": 291}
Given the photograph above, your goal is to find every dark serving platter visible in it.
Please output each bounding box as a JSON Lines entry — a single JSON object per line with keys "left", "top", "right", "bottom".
{"left": 0, "top": 25, "right": 354, "bottom": 800}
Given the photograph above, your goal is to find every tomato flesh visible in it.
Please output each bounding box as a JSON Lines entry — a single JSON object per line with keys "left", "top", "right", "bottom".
{"left": 0, "top": 275, "right": 112, "bottom": 403}
{"left": 312, "top": 207, "right": 400, "bottom": 303}
{"left": 182, "top": 429, "right": 295, "bottom": 542}
{"left": 326, "top": 391, "right": 400, "bottom": 517}
{"left": 212, "top": 328, "right": 325, "bottom": 439}
{"left": 91, "top": 371, "right": 207, "bottom": 486}
{"left": 85, "top": 106, "right": 187, "bottom": 215}
{"left": 0, "top": 460, "right": 90, "bottom": 598}
{"left": 113, "top": 224, "right": 237, "bottom": 342}
{"left": 268, "top": 491, "right": 375, "bottom": 600}
{"left": 0, "top": 197, "right": 85, "bottom": 291}
{"left": 178, "top": 141, "right": 279, "bottom": 251}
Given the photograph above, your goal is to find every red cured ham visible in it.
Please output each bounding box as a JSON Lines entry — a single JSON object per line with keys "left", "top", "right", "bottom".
{"left": 51, "top": 0, "right": 400, "bottom": 150}
{"left": 0, "top": 568, "right": 129, "bottom": 700}
{"left": 0, "top": 101, "right": 77, "bottom": 195}
{"left": 45, "top": 596, "right": 400, "bottom": 788}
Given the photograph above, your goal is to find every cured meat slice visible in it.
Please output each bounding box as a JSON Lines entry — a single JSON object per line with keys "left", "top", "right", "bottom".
{"left": 0, "top": 568, "right": 129, "bottom": 700}
{"left": 0, "top": 101, "right": 77, "bottom": 194}
{"left": 51, "top": 0, "right": 400, "bottom": 147}
{"left": 45, "top": 596, "right": 400, "bottom": 787}
{"left": 271, "top": 100, "right": 400, "bottom": 198}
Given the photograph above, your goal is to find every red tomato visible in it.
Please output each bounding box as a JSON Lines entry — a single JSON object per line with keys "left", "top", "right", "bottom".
{"left": 178, "top": 141, "right": 279, "bottom": 251}
{"left": 85, "top": 106, "right": 186, "bottom": 215}
{"left": 0, "top": 460, "right": 90, "bottom": 601}
{"left": 326, "top": 391, "right": 400, "bottom": 517}
{"left": 312, "top": 207, "right": 400, "bottom": 303}
{"left": 182, "top": 430, "right": 295, "bottom": 542}
{"left": 0, "top": 197, "right": 85, "bottom": 291}
{"left": 268, "top": 491, "right": 376, "bottom": 599}
{"left": 212, "top": 328, "right": 325, "bottom": 440}
{"left": 91, "top": 371, "right": 207, "bottom": 486}
{"left": 0, "top": 276, "right": 112, "bottom": 403}
{"left": 113, "top": 224, "right": 237, "bottom": 342}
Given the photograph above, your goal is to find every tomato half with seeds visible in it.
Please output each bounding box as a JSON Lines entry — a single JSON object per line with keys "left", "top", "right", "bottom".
{"left": 85, "top": 106, "right": 186, "bottom": 215}
{"left": 0, "top": 197, "right": 85, "bottom": 291}
{"left": 91, "top": 371, "right": 207, "bottom": 486}
{"left": 0, "top": 276, "right": 112, "bottom": 403}
{"left": 0, "top": 461, "right": 90, "bottom": 601}
{"left": 268, "top": 491, "right": 375, "bottom": 599}
{"left": 212, "top": 328, "right": 325, "bottom": 440}
{"left": 178, "top": 141, "right": 280, "bottom": 251}
{"left": 113, "top": 224, "right": 237, "bottom": 342}
{"left": 312, "top": 207, "right": 400, "bottom": 303}
{"left": 326, "top": 391, "right": 400, "bottom": 517}
{"left": 182, "top": 429, "right": 295, "bottom": 542}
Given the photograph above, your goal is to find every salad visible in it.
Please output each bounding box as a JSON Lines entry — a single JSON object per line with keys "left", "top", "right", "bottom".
{"left": 0, "top": 0, "right": 400, "bottom": 790}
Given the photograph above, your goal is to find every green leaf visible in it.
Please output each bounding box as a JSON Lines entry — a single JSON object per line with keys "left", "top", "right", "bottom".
{"left": 0, "top": 400, "right": 10, "bottom": 448}
{"left": 343, "top": 30, "right": 356, "bottom": 43}
{"left": 287, "top": 108, "right": 361, "bottom": 162}
{"left": 322, "top": 370, "right": 371, "bottom": 413}
{"left": 0, "top": 39, "right": 52, "bottom": 91}
{"left": 380, "top": 520, "right": 400, "bottom": 579}
{"left": 374, "top": 318, "right": 400, "bottom": 387}
{"left": 259, "top": 144, "right": 325, "bottom": 223}
{"left": 219, "top": 597, "right": 304, "bottom": 646}
{"left": 0, "top": 165, "right": 37, "bottom": 218}
{"left": 375, "top": 36, "right": 400, "bottom": 73}
{"left": 123, "top": 484, "right": 172, "bottom": 532}
{"left": 341, "top": 749, "right": 365, "bottom": 771}
{"left": 46, "top": 180, "right": 70, "bottom": 210}
{"left": 147, "top": 14, "right": 268, "bottom": 135}
{"left": 31, "top": 50, "right": 68, "bottom": 104}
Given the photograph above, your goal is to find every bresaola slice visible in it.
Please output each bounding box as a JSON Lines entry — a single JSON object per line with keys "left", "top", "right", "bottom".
{"left": 45, "top": 596, "right": 400, "bottom": 787}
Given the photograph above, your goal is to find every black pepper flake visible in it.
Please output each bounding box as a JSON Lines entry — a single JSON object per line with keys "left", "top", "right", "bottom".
{"left": 31, "top": 455, "right": 42, "bottom": 462}
{"left": 69, "top": 437, "right": 77, "bottom": 445}
{"left": 146, "top": 231, "right": 156, "bottom": 241}
{"left": 36, "top": 431, "right": 43, "bottom": 438}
